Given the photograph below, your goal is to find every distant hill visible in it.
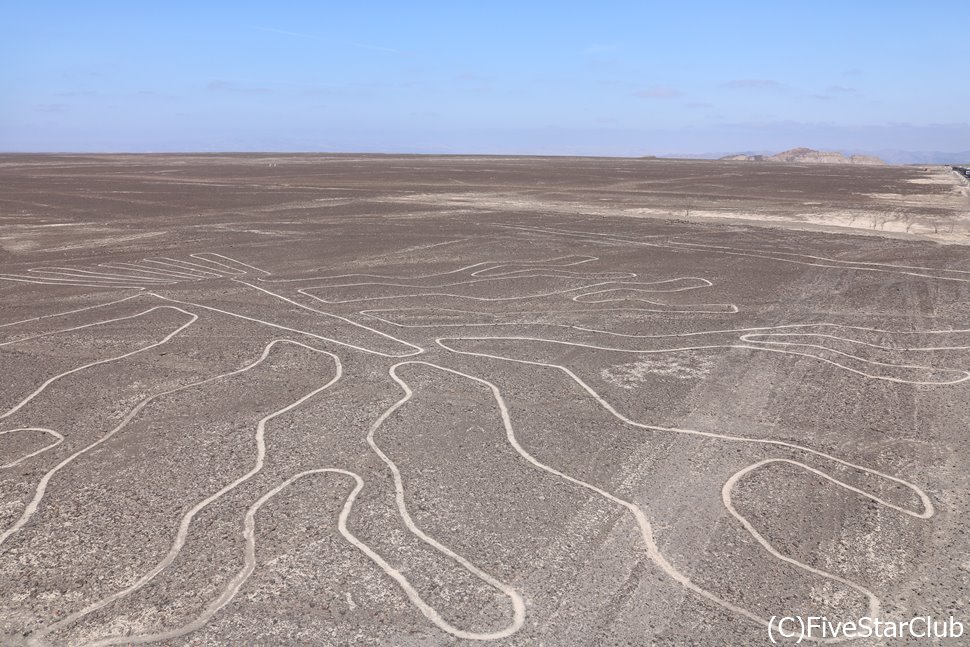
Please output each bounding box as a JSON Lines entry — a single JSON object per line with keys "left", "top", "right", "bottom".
{"left": 720, "top": 147, "right": 885, "bottom": 165}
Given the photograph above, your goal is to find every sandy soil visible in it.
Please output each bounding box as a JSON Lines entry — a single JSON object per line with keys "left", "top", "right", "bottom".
{"left": 1, "top": 154, "right": 969, "bottom": 646}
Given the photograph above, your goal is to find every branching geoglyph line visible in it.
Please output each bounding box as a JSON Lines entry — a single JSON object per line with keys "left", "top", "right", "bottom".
{"left": 3, "top": 246, "right": 960, "bottom": 644}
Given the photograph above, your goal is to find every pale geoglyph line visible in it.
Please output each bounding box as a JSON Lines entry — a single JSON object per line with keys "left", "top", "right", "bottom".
{"left": 366, "top": 362, "right": 527, "bottom": 638}
{"left": 192, "top": 252, "right": 271, "bottom": 276}
{"left": 472, "top": 267, "right": 633, "bottom": 280}
{"left": 435, "top": 340, "right": 941, "bottom": 502}
{"left": 572, "top": 287, "right": 738, "bottom": 313}
{"left": 38, "top": 340, "right": 343, "bottom": 642}
{"left": 665, "top": 239, "right": 970, "bottom": 276}
{"left": 360, "top": 306, "right": 738, "bottom": 329}
{"left": 146, "top": 292, "right": 425, "bottom": 358}
{"left": 0, "top": 307, "right": 199, "bottom": 548}
{"left": 429, "top": 343, "right": 934, "bottom": 641}
{"left": 1, "top": 248, "right": 957, "bottom": 643}
{"left": 721, "top": 457, "right": 925, "bottom": 603}
{"left": 10, "top": 271, "right": 140, "bottom": 285}
{"left": 152, "top": 256, "right": 245, "bottom": 276}
{"left": 363, "top": 308, "right": 970, "bottom": 383}
{"left": 0, "top": 311, "right": 176, "bottom": 348}
{"left": 0, "top": 307, "right": 199, "bottom": 421}
{"left": 47, "top": 349, "right": 530, "bottom": 644}
{"left": 231, "top": 279, "right": 425, "bottom": 357}
{"left": 0, "top": 294, "right": 143, "bottom": 329}
{"left": 4, "top": 251, "right": 428, "bottom": 358}
{"left": 382, "top": 362, "right": 788, "bottom": 633}
{"left": 739, "top": 331, "right": 970, "bottom": 353}
{"left": 437, "top": 333, "right": 968, "bottom": 386}
{"left": 74, "top": 467, "right": 520, "bottom": 646}
{"left": 300, "top": 276, "right": 717, "bottom": 305}
{"left": 101, "top": 262, "right": 207, "bottom": 280}
{"left": 71, "top": 357, "right": 528, "bottom": 645}
{"left": 500, "top": 224, "right": 970, "bottom": 284}
{"left": 0, "top": 257, "right": 521, "bottom": 642}
{"left": 26, "top": 269, "right": 175, "bottom": 284}
{"left": 0, "top": 428, "right": 63, "bottom": 469}
{"left": 0, "top": 274, "right": 145, "bottom": 290}
{"left": 253, "top": 254, "right": 604, "bottom": 284}
{"left": 140, "top": 259, "right": 219, "bottom": 278}
{"left": 91, "top": 252, "right": 950, "bottom": 640}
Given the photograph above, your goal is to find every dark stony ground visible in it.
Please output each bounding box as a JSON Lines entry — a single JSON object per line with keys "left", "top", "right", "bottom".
{"left": 1, "top": 155, "right": 968, "bottom": 646}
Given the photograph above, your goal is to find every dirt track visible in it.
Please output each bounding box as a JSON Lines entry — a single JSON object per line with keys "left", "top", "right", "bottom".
{"left": 1, "top": 155, "right": 969, "bottom": 646}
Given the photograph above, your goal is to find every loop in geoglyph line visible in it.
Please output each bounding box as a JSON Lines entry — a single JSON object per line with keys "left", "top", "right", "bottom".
{"left": 422, "top": 347, "right": 933, "bottom": 641}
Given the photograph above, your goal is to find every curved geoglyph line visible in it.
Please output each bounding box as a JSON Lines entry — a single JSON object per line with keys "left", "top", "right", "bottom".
{"left": 366, "top": 362, "right": 528, "bottom": 637}
{"left": 38, "top": 340, "right": 343, "bottom": 642}
{"left": 1, "top": 252, "right": 429, "bottom": 357}
{"left": 73, "top": 467, "right": 521, "bottom": 646}
{"left": 499, "top": 224, "right": 970, "bottom": 284}
{"left": 361, "top": 306, "right": 970, "bottom": 384}
{"left": 253, "top": 254, "right": 611, "bottom": 284}
{"left": 300, "top": 276, "right": 723, "bottom": 306}
{"left": 1, "top": 307, "right": 199, "bottom": 422}
{"left": 147, "top": 292, "right": 425, "bottom": 358}
{"left": 360, "top": 306, "right": 740, "bottom": 327}
{"left": 2, "top": 246, "right": 958, "bottom": 643}
{"left": 382, "top": 361, "right": 823, "bottom": 636}
{"left": 432, "top": 337, "right": 936, "bottom": 640}
{"left": 45, "top": 348, "right": 524, "bottom": 645}
{"left": 0, "top": 294, "right": 143, "bottom": 330}
{"left": 0, "top": 307, "right": 199, "bottom": 548}
{"left": 0, "top": 428, "right": 64, "bottom": 469}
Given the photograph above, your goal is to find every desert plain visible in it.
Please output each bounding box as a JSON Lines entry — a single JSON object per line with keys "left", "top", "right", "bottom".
{"left": 1, "top": 154, "right": 969, "bottom": 646}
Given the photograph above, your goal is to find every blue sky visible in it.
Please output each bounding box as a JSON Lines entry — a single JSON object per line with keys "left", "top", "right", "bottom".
{"left": 3, "top": 1, "right": 968, "bottom": 156}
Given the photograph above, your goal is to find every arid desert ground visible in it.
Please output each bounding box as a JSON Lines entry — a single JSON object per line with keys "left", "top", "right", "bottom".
{"left": 1, "top": 154, "right": 969, "bottom": 646}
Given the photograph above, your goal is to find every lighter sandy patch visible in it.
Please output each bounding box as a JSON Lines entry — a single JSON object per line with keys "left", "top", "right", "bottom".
{"left": 601, "top": 353, "right": 715, "bottom": 388}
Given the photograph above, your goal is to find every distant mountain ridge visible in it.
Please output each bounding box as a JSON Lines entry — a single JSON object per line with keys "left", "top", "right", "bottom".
{"left": 720, "top": 147, "right": 886, "bottom": 165}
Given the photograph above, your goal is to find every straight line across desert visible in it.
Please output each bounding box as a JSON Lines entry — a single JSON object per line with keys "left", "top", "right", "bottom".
{"left": 1, "top": 154, "right": 969, "bottom": 646}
